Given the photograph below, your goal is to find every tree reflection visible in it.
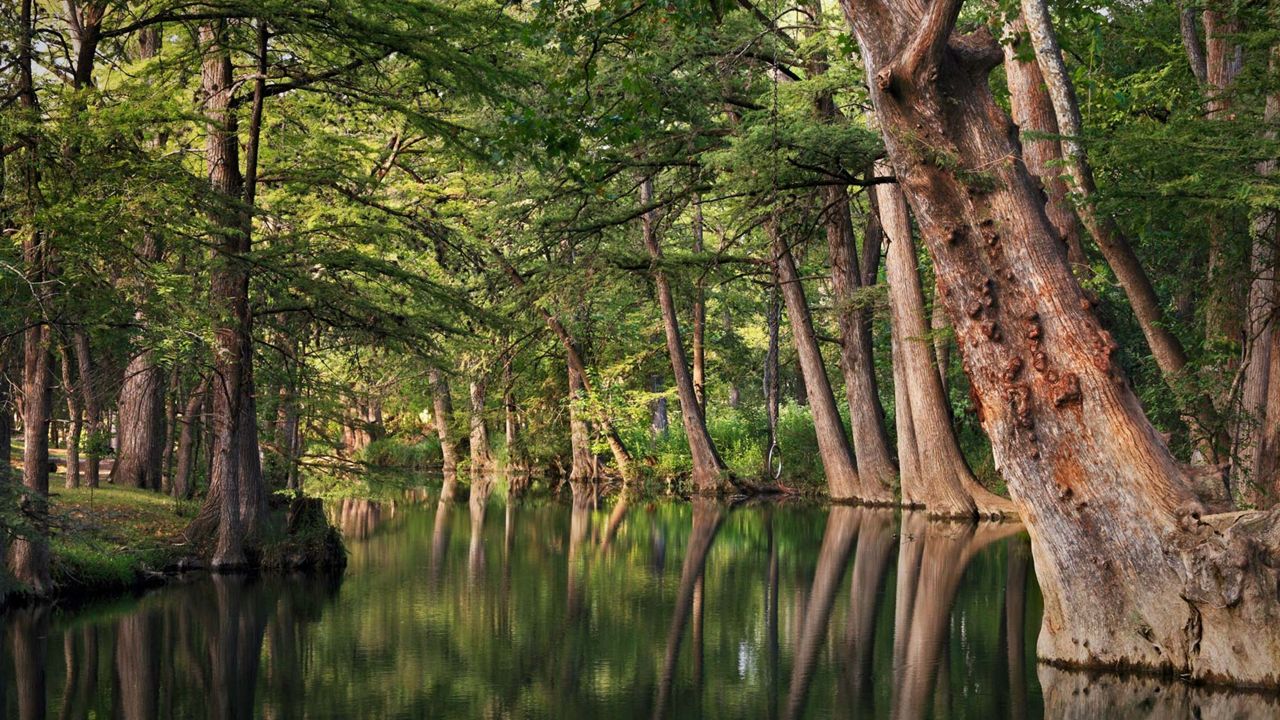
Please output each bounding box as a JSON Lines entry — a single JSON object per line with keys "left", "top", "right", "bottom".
{"left": 653, "top": 497, "right": 723, "bottom": 720}
{"left": 890, "top": 515, "right": 1024, "bottom": 720}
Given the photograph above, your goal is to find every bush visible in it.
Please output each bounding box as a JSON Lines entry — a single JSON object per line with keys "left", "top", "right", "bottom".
{"left": 360, "top": 437, "right": 440, "bottom": 471}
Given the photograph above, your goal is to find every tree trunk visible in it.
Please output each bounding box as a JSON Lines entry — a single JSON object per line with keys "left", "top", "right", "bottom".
{"left": 1236, "top": 47, "right": 1280, "bottom": 502}
{"left": 845, "top": 0, "right": 1280, "bottom": 684}
{"left": 173, "top": 379, "right": 208, "bottom": 501}
{"left": 640, "top": 178, "right": 731, "bottom": 493}
{"left": 429, "top": 367, "right": 460, "bottom": 503}
{"left": 764, "top": 276, "right": 781, "bottom": 469}
{"left": 469, "top": 377, "right": 493, "bottom": 508}
{"left": 192, "top": 21, "right": 248, "bottom": 570}
{"left": 0, "top": 353, "right": 12, "bottom": 485}
{"left": 1018, "top": 0, "right": 1203, "bottom": 421}
{"left": 1201, "top": 8, "right": 1246, "bottom": 347}
{"left": 161, "top": 363, "right": 180, "bottom": 493}
{"left": 60, "top": 346, "right": 82, "bottom": 490}
{"left": 773, "top": 220, "right": 890, "bottom": 501}
{"left": 13, "top": 0, "right": 50, "bottom": 589}
{"left": 71, "top": 329, "right": 101, "bottom": 488}
{"left": 806, "top": 4, "right": 898, "bottom": 491}
{"left": 14, "top": 320, "right": 52, "bottom": 593}
{"left": 691, "top": 196, "right": 707, "bottom": 412}
{"left": 114, "top": 347, "right": 167, "bottom": 490}
{"left": 649, "top": 373, "right": 668, "bottom": 437}
{"left": 497, "top": 251, "right": 636, "bottom": 481}
{"left": 1001, "top": 14, "right": 1087, "bottom": 268}
{"left": 824, "top": 182, "right": 898, "bottom": 490}
{"left": 567, "top": 352, "right": 596, "bottom": 486}
{"left": 878, "top": 171, "right": 1013, "bottom": 517}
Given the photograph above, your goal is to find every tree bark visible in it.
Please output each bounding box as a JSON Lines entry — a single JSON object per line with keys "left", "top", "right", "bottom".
{"left": 878, "top": 170, "right": 1013, "bottom": 517}
{"left": 772, "top": 219, "right": 889, "bottom": 502}
{"left": 429, "top": 367, "right": 460, "bottom": 502}
{"left": 640, "top": 178, "right": 732, "bottom": 493}
{"left": 71, "top": 328, "right": 101, "bottom": 488}
{"left": 60, "top": 346, "right": 83, "bottom": 490}
{"left": 468, "top": 376, "right": 493, "bottom": 509}
{"left": 192, "top": 20, "right": 249, "bottom": 570}
{"left": 12, "top": 0, "right": 51, "bottom": 592}
{"left": 173, "top": 378, "right": 208, "bottom": 501}
{"left": 113, "top": 347, "right": 167, "bottom": 490}
{"left": 1001, "top": 14, "right": 1087, "bottom": 268}
{"left": 1019, "top": 0, "right": 1205, "bottom": 427}
{"left": 844, "top": 0, "right": 1280, "bottom": 684}
{"left": 691, "top": 195, "right": 707, "bottom": 412}
{"left": 805, "top": 6, "right": 898, "bottom": 491}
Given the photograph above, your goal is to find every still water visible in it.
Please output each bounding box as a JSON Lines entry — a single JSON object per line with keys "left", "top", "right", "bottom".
{"left": 0, "top": 495, "right": 1271, "bottom": 718}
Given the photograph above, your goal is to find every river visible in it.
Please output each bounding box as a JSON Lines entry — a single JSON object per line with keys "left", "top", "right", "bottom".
{"left": 1, "top": 495, "right": 1272, "bottom": 718}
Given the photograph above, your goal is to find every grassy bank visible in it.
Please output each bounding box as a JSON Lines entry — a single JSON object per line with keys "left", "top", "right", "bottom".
{"left": 42, "top": 486, "right": 193, "bottom": 598}
{"left": 0, "top": 483, "right": 346, "bottom": 604}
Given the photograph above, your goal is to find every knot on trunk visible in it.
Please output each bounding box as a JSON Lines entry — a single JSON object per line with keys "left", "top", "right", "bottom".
{"left": 1169, "top": 509, "right": 1262, "bottom": 610}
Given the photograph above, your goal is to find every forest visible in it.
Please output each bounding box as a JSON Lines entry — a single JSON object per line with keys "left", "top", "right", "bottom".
{"left": 3, "top": 0, "right": 1280, "bottom": 708}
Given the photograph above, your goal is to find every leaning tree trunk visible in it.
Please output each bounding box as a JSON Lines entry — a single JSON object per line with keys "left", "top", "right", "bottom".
{"left": 806, "top": 5, "right": 898, "bottom": 491}
{"left": 640, "top": 178, "right": 732, "bottom": 494}
{"left": 497, "top": 251, "right": 637, "bottom": 482}
{"left": 845, "top": 0, "right": 1280, "bottom": 686}
{"left": 1019, "top": 0, "right": 1222, "bottom": 453}
{"left": 770, "top": 219, "right": 891, "bottom": 503}
{"left": 1000, "top": 14, "right": 1087, "bottom": 268}
{"left": 567, "top": 352, "right": 597, "bottom": 486}
{"left": 429, "top": 367, "right": 460, "bottom": 503}
{"left": 877, "top": 171, "right": 1014, "bottom": 517}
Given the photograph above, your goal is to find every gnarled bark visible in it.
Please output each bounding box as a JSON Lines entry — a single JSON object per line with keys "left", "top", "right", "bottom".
{"left": 1019, "top": 0, "right": 1204, "bottom": 425}
{"left": 843, "top": 0, "right": 1280, "bottom": 686}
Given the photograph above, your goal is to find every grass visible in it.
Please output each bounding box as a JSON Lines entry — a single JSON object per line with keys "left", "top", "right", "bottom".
{"left": 45, "top": 486, "right": 195, "bottom": 596}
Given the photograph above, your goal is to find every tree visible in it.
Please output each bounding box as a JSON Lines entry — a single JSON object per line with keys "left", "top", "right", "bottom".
{"left": 844, "top": 0, "right": 1280, "bottom": 684}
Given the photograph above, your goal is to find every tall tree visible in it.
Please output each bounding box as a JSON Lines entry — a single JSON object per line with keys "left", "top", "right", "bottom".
{"left": 639, "top": 177, "right": 732, "bottom": 493}
{"left": 845, "top": 0, "right": 1280, "bottom": 684}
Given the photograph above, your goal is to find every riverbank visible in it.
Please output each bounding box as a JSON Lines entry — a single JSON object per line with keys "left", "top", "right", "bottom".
{"left": 1, "top": 485, "right": 345, "bottom": 606}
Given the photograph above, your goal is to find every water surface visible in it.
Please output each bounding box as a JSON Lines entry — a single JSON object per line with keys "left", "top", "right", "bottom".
{"left": 1, "top": 495, "right": 1270, "bottom": 718}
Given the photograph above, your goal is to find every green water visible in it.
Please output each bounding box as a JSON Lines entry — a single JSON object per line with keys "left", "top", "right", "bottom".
{"left": 3, "top": 496, "right": 1265, "bottom": 718}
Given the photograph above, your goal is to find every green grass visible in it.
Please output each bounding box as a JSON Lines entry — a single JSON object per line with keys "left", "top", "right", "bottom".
{"left": 44, "top": 486, "right": 194, "bottom": 596}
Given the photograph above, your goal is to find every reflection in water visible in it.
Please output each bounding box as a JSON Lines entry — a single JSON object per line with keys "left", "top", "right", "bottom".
{"left": 5, "top": 497, "right": 1276, "bottom": 718}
